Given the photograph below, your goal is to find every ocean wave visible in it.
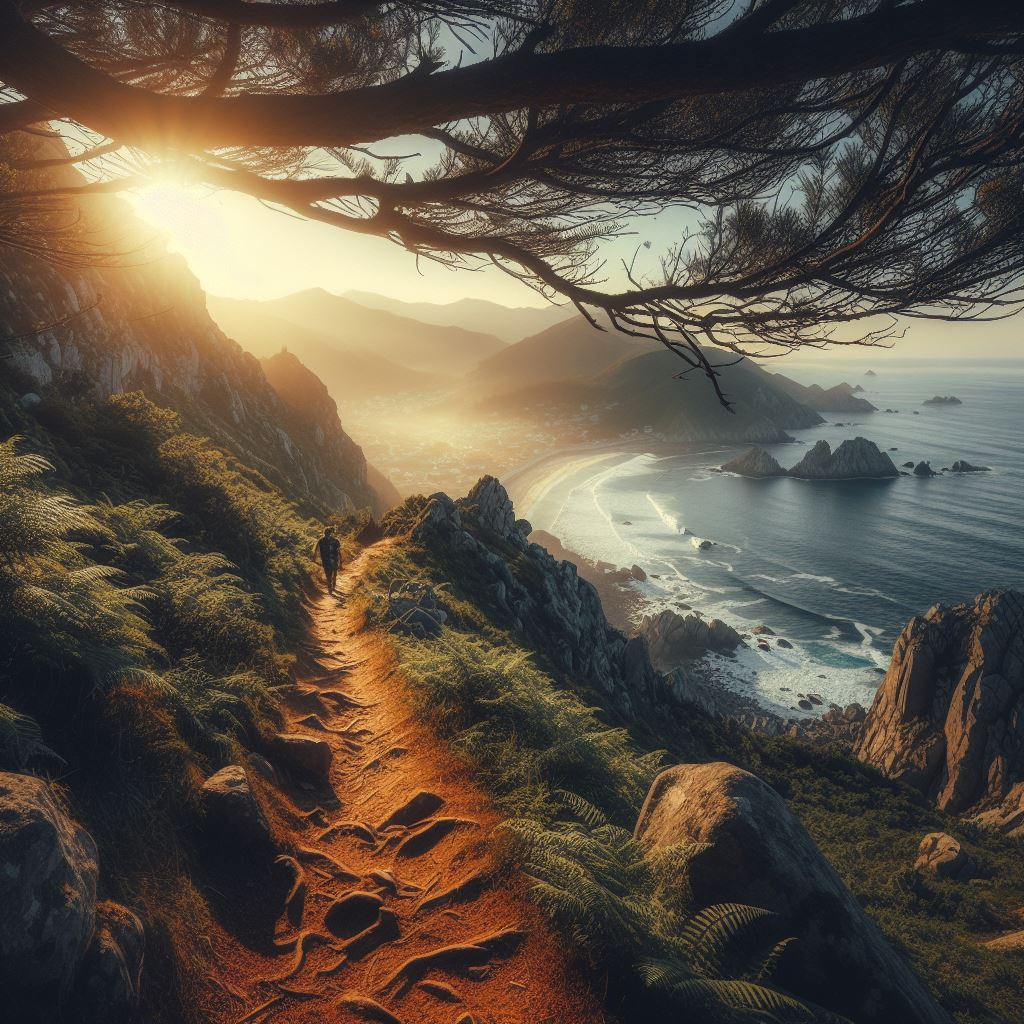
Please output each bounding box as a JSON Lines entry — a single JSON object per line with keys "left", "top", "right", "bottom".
{"left": 646, "top": 493, "right": 686, "bottom": 534}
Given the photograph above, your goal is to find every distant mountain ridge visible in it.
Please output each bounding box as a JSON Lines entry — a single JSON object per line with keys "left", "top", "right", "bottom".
{"left": 208, "top": 302, "right": 443, "bottom": 399}
{"left": 344, "top": 289, "right": 572, "bottom": 343}
{"left": 209, "top": 289, "right": 506, "bottom": 379}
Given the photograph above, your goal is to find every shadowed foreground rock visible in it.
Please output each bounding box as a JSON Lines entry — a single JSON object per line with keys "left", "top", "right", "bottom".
{"left": 634, "top": 763, "right": 950, "bottom": 1024}
{"left": 856, "top": 590, "right": 1024, "bottom": 821}
{"left": 0, "top": 773, "right": 99, "bottom": 1003}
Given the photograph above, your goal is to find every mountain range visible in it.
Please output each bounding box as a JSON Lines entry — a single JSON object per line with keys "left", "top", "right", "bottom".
{"left": 343, "top": 289, "right": 572, "bottom": 343}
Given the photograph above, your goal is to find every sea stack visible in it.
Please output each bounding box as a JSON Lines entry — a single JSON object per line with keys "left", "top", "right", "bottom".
{"left": 923, "top": 395, "right": 962, "bottom": 405}
{"left": 913, "top": 461, "right": 937, "bottom": 477}
{"left": 720, "top": 447, "right": 787, "bottom": 477}
{"left": 788, "top": 438, "right": 899, "bottom": 480}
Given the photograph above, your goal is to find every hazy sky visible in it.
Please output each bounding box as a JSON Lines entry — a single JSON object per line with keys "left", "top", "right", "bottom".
{"left": 126, "top": 182, "right": 1023, "bottom": 361}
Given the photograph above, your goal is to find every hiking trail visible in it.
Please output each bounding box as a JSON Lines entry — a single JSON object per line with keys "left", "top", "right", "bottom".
{"left": 200, "top": 541, "right": 602, "bottom": 1024}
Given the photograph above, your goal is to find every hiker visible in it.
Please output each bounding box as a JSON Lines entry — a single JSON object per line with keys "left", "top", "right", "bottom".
{"left": 315, "top": 526, "right": 342, "bottom": 595}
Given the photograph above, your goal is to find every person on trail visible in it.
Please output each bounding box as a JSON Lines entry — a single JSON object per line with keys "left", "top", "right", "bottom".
{"left": 315, "top": 526, "right": 342, "bottom": 595}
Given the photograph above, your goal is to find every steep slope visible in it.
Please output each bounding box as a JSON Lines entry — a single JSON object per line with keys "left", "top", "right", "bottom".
{"left": 466, "top": 315, "right": 647, "bottom": 398}
{"left": 345, "top": 290, "right": 573, "bottom": 343}
{"left": 209, "top": 290, "right": 506, "bottom": 378}
{"left": 0, "top": 149, "right": 379, "bottom": 516}
{"left": 209, "top": 304, "right": 444, "bottom": 399}
{"left": 770, "top": 373, "right": 878, "bottom": 413}
{"left": 260, "top": 350, "right": 399, "bottom": 515}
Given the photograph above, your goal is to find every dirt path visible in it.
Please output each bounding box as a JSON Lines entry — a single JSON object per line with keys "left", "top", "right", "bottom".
{"left": 200, "top": 542, "right": 603, "bottom": 1024}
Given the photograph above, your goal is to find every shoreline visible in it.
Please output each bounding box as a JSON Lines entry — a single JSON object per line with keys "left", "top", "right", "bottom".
{"left": 504, "top": 443, "right": 881, "bottom": 724}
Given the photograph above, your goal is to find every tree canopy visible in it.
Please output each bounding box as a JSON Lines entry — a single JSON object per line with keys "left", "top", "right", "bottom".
{"left": 2, "top": 0, "right": 1024, "bottom": 397}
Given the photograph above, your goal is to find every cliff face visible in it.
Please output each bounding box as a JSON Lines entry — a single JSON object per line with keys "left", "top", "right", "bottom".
{"left": 260, "top": 350, "right": 398, "bottom": 515}
{"left": 856, "top": 590, "right": 1024, "bottom": 818}
{"left": 0, "top": 144, "right": 379, "bottom": 516}
{"left": 393, "top": 476, "right": 664, "bottom": 718}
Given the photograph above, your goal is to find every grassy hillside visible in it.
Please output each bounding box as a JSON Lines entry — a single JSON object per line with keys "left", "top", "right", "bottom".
{"left": 0, "top": 380, "right": 355, "bottom": 1021}
{"left": 347, "top": 499, "right": 1024, "bottom": 1024}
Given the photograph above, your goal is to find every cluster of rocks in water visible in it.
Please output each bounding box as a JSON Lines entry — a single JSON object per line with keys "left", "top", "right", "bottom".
{"left": 721, "top": 437, "right": 900, "bottom": 479}
{"left": 923, "top": 395, "right": 963, "bottom": 405}
{"left": 722, "top": 438, "right": 990, "bottom": 480}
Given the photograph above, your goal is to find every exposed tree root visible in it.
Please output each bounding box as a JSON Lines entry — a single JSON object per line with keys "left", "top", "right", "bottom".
{"left": 336, "top": 994, "right": 404, "bottom": 1024}
{"left": 380, "top": 929, "right": 527, "bottom": 997}
{"left": 414, "top": 870, "right": 487, "bottom": 914}
{"left": 395, "top": 818, "right": 478, "bottom": 859}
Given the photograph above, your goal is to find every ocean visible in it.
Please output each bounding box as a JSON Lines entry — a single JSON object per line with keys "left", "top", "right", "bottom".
{"left": 517, "top": 361, "right": 1024, "bottom": 716}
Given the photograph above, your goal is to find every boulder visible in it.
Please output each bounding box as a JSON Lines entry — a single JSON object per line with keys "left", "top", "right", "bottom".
{"left": 903, "top": 461, "right": 915, "bottom": 468}
{"left": 751, "top": 625, "right": 775, "bottom": 636}
{"left": 0, "top": 773, "right": 99, "bottom": 1002}
{"left": 914, "top": 832, "right": 976, "bottom": 881}
{"left": 387, "top": 579, "right": 447, "bottom": 637}
{"left": 634, "top": 763, "right": 950, "bottom": 1024}
{"left": 788, "top": 437, "right": 899, "bottom": 479}
{"left": 201, "top": 765, "right": 271, "bottom": 846}
{"left": 629, "top": 564, "right": 647, "bottom": 582}
{"left": 706, "top": 618, "right": 742, "bottom": 651}
{"left": 639, "top": 610, "right": 742, "bottom": 669}
{"left": 720, "top": 447, "right": 786, "bottom": 477}
{"left": 856, "top": 590, "right": 1024, "bottom": 815}
{"left": 270, "top": 734, "right": 333, "bottom": 785}
{"left": 776, "top": 638, "right": 793, "bottom": 649}
{"left": 77, "top": 901, "right": 146, "bottom": 1022}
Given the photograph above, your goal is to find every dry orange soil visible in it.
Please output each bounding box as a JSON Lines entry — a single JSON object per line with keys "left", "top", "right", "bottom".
{"left": 199, "top": 543, "right": 604, "bottom": 1024}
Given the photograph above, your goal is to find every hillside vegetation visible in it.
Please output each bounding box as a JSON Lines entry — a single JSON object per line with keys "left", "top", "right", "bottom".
{"left": 348, "top": 494, "right": 1024, "bottom": 1024}
{"left": 0, "top": 381, "right": 343, "bottom": 1020}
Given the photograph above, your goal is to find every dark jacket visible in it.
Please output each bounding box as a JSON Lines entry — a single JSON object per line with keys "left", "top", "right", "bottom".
{"left": 317, "top": 535, "right": 341, "bottom": 567}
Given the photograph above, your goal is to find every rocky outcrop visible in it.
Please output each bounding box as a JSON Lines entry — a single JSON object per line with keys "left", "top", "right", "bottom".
{"left": 720, "top": 447, "right": 786, "bottom": 477}
{"left": 914, "top": 461, "right": 937, "bottom": 477}
{"left": 971, "top": 781, "right": 1024, "bottom": 839}
{"left": 0, "top": 773, "right": 99, "bottom": 1003}
{"left": 856, "top": 590, "right": 1024, "bottom": 821}
{"left": 914, "top": 833, "right": 976, "bottom": 881}
{"left": 638, "top": 609, "right": 743, "bottom": 669}
{"left": 634, "top": 763, "right": 949, "bottom": 1024}
{"left": 950, "top": 460, "right": 990, "bottom": 473}
{"left": 788, "top": 437, "right": 898, "bottom": 479}
{"left": 923, "top": 396, "right": 962, "bottom": 405}
{"left": 393, "top": 476, "right": 663, "bottom": 717}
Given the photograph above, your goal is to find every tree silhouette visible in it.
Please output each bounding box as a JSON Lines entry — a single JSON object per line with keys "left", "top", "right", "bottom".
{"left": 1, "top": 1, "right": 1023, "bottom": 399}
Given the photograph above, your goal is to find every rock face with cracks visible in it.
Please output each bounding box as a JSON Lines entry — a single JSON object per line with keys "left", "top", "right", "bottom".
{"left": 634, "top": 762, "right": 950, "bottom": 1024}
{"left": 393, "top": 476, "right": 664, "bottom": 718}
{"left": 856, "top": 590, "right": 1024, "bottom": 824}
